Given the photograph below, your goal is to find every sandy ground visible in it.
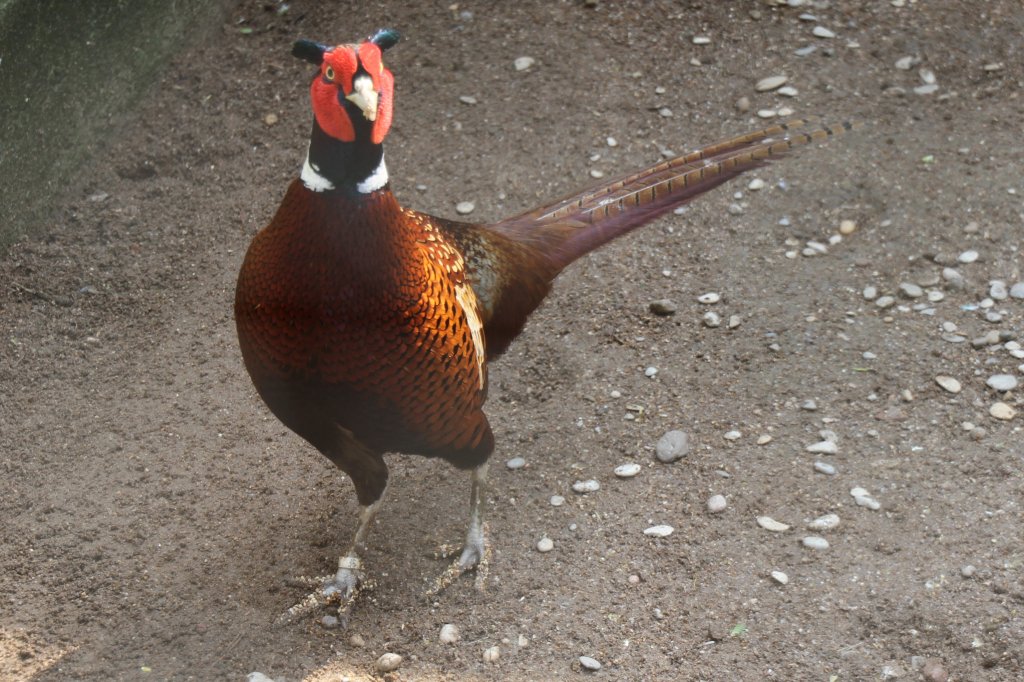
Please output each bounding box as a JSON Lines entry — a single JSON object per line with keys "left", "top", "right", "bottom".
{"left": 3, "top": 1, "right": 1023, "bottom": 680}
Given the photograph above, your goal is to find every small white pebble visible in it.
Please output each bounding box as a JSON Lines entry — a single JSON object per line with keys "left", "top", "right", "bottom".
{"left": 808, "top": 513, "right": 840, "bottom": 531}
{"left": 989, "top": 402, "right": 1017, "bottom": 420}
{"left": 572, "top": 479, "right": 600, "bottom": 494}
{"left": 513, "top": 56, "right": 535, "bottom": 71}
{"left": 440, "top": 624, "right": 461, "bottom": 644}
{"left": 812, "top": 25, "right": 836, "bottom": 38}
{"left": 770, "top": 570, "right": 789, "bottom": 585}
{"left": 483, "top": 645, "right": 501, "bottom": 663}
{"left": 748, "top": 178, "right": 766, "bottom": 191}
{"left": 692, "top": 36, "right": 711, "bottom": 45}
{"left": 814, "top": 461, "right": 836, "bottom": 475}
{"left": 698, "top": 292, "right": 721, "bottom": 304}
{"left": 550, "top": 495, "right": 565, "bottom": 507}
{"left": 644, "top": 524, "right": 674, "bottom": 538}
{"left": 805, "top": 440, "right": 838, "bottom": 455}
{"left": 506, "top": 456, "right": 526, "bottom": 470}
{"left": 537, "top": 537, "right": 554, "bottom": 553}
{"left": 935, "top": 375, "right": 962, "bottom": 394}
{"left": 707, "top": 494, "right": 727, "bottom": 513}
{"left": 757, "top": 516, "right": 791, "bottom": 532}
{"left": 839, "top": 219, "right": 857, "bottom": 235}
{"left": 614, "top": 462, "right": 641, "bottom": 478}
{"left": 455, "top": 201, "right": 475, "bottom": 215}
{"left": 757, "top": 435, "right": 773, "bottom": 445}
{"left": 802, "top": 536, "right": 830, "bottom": 550}
{"left": 957, "top": 249, "right": 979, "bottom": 264}
{"left": 755, "top": 75, "right": 788, "bottom": 92}
{"left": 579, "top": 656, "right": 602, "bottom": 671}
{"left": 703, "top": 311, "right": 722, "bottom": 328}
{"left": 376, "top": 653, "right": 403, "bottom": 673}
{"left": 723, "top": 430, "right": 741, "bottom": 441}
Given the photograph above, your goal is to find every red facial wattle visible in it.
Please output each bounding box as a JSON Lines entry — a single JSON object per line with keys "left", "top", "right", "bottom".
{"left": 309, "top": 42, "right": 394, "bottom": 144}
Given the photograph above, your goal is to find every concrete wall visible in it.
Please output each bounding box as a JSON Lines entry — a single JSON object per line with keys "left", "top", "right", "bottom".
{"left": 0, "top": 0, "right": 228, "bottom": 251}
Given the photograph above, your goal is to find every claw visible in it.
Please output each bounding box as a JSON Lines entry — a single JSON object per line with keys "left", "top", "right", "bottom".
{"left": 275, "top": 560, "right": 375, "bottom": 626}
{"left": 427, "top": 521, "right": 490, "bottom": 596}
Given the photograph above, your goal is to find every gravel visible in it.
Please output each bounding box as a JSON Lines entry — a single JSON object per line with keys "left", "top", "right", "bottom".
{"left": 805, "top": 440, "right": 838, "bottom": 455}
{"left": 506, "top": 456, "right": 526, "bottom": 470}
{"left": 572, "top": 479, "right": 600, "bottom": 494}
{"left": 537, "top": 537, "right": 554, "bottom": 553}
{"left": 808, "top": 513, "right": 840, "bottom": 531}
{"left": 614, "top": 462, "right": 641, "bottom": 478}
{"left": 935, "top": 375, "right": 962, "bottom": 393}
{"left": 579, "top": 656, "right": 602, "bottom": 671}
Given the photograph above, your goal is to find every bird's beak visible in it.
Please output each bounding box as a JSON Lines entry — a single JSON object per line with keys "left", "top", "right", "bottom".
{"left": 346, "top": 75, "right": 379, "bottom": 122}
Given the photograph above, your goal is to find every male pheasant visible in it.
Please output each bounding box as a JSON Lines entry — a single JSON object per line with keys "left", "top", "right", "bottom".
{"left": 235, "top": 28, "right": 853, "bottom": 621}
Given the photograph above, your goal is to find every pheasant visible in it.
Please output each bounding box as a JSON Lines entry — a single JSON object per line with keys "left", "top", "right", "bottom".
{"left": 235, "top": 28, "right": 854, "bottom": 622}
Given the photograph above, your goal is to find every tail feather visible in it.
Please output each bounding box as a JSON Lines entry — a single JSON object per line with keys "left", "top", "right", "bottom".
{"left": 492, "top": 119, "right": 857, "bottom": 272}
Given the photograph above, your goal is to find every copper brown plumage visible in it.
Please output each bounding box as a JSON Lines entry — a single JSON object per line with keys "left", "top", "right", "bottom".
{"left": 234, "top": 29, "right": 855, "bottom": 622}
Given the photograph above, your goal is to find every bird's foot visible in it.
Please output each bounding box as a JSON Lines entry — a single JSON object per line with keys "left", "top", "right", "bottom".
{"left": 427, "top": 523, "right": 490, "bottom": 596}
{"left": 275, "top": 557, "right": 374, "bottom": 626}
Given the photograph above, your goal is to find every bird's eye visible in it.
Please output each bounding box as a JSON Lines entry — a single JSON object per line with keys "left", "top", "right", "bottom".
{"left": 325, "top": 66, "right": 335, "bottom": 81}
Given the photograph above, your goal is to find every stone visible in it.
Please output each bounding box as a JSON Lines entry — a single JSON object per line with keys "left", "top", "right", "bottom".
{"left": 655, "top": 430, "right": 689, "bottom": 462}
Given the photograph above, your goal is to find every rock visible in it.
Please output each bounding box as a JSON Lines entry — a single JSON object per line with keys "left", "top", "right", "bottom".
{"left": 614, "top": 462, "right": 641, "bottom": 478}
{"left": 1010, "top": 282, "right": 1024, "bottom": 299}
{"left": 550, "top": 494, "right": 565, "bottom": 507}
{"left": 755, "top": 75, "right": 788, "bottom": 91}
{"left": 376, "top": 653, "right": 403, "bottom": 673}
{"left": 579, "top": 656, "right": 602, "bottom": 671}
{"left": 349, "top": 634, "right": 366, "bottom": 647}
{"left": 723, "top": 430, "right": 742, "bottom": 441}
{"left": 537, "top": 537, "right": 554, "bottom": 553}
{"left": 874, "top": 295, "right": 895, "bottom": 309}
{"left": 757, "top": 516, "right": 790, "bottom": 532}
{"left": 643, "top": 524, "right": 674, "bottom": 538}
{"left": 698, "top": 291, "right": 721, "bottom": 304}
{"left": 957, "top": 249, "right": 979, "bottom": 264}
{"left": 935, "top": 375, "right": 962, "bottom": 393}
{"left": 805, "top": 440, "right": 838, "bottom": 455}
{"left": 440, "top": 623, "right": 461, "bottom": 644}
{"left": 483, "top": 645, "right": 500, "bottom": 663}
{"left": 986, "top": 374, "right": 1018, "bottom": 392}
{"left": 989, "top": 402, "right": 1016, "bottom": 420}
{"left": 839, "top": 219, "right": 857, "bottom": 235}
{"left": 898, "top": 282, "right": 923, "bottom": 298}
{"left": 703, "top": 311, "right": 722, "bottom": 328}
{"left": 814, "top": 461, "right": 837, "bottom": 475}
{"left": 802, "top": 536, "right": 830, "bottom": 550}
{"left": 770, "top": 570, "right": 789, "bottom": 585}
{"left": 649, "top": 299, "right": 677, "bottom": 315}
{"left": 247, "top": 674, "right": 274, "bottom": 682}
{"left": 862, "top": 285, "right": 878, "bottom": 300}
{"left": 655, "top": 430, "right": 690, "bottom": 462}
{"left": 960, "top": 564, "right": 977, "bottom": 578}
{"left": 808, "top": 513, "right": 840, "bottom": 530}
{"left": 990, "top": 280, "right": 1009, "bottom": 300}
{"left": 572, "top": 479, "right": 600, "bottom": 494}
{"left": 513, "top": 56, "right": 535, "bottom": 71}
{"left": 942, "top": 267, "right": 966, "bottom": 290}
{"left": 506, "top": 456, "right": 526, "bottom": 470}
{"left": 812, "top": 25, "right": 836, "bottom": 38}
{"left": 455, "top": 201, "right": 475, "bottom": 215}
{"left": 707, "top": 494, "right": 727, "bottom": 513}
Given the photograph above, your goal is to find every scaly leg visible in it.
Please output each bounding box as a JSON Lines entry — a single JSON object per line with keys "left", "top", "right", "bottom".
{"left": 276, "top": 492, "right": 385, "bottom": 625}
{"left": 429, "top": 462, "right": 490, "bottom": 595}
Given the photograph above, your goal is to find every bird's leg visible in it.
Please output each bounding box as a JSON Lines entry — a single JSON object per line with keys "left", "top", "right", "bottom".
{"left": 277, "top": 492, "right": 385, "bottom": 625}
{"left": 429, "top": 462, "right": 490, "bottom": 595}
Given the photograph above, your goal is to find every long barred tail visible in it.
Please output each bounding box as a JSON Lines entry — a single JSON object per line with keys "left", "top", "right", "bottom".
{"left": 492, "top": 119, "right": 858, "bottom": 272}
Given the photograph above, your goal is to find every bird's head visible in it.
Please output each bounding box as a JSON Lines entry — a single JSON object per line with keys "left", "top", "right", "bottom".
{"left": 293, "top": 28, "right": 400, "bottom": 145}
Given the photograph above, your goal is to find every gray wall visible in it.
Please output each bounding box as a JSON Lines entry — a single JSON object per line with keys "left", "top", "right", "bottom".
{"left": 0, "top": 0, "right": 228, "bottom": 251}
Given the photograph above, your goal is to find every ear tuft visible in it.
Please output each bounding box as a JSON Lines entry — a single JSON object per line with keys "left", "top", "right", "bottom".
{"left": 369, "top": 28, "right": 401, "bottom": 51}
{"left": 292, "top": 39, "right": 329, "bottom": 65}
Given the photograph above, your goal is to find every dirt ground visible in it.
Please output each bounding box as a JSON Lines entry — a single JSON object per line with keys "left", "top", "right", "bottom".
{"left": 3, "top": 1, "right": 1023, "bottom": 680}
